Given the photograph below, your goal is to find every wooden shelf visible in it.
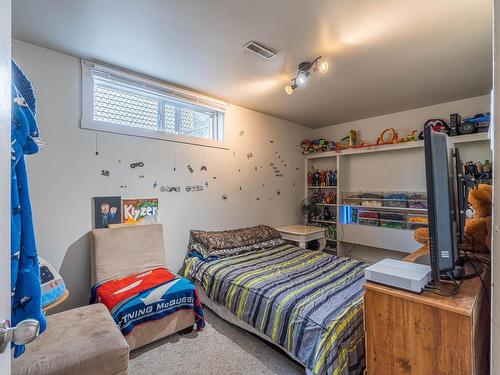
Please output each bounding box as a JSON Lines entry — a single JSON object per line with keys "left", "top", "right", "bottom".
{"left": 305, "top": 132, "right": 489, "bottom": 159}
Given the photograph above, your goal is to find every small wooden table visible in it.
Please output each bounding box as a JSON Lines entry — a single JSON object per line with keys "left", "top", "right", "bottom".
{"left": 275, "top": 225, "right": 326, "bottom": 251}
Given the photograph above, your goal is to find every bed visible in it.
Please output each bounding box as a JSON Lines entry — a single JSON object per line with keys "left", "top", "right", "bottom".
{"left": 183, "top": 225, "right": 366, "bottom": 375}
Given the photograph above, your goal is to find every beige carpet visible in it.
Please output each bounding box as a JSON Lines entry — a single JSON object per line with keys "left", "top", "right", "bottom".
{"left": 129, "top": 307, "right": 304, "bottom": 375}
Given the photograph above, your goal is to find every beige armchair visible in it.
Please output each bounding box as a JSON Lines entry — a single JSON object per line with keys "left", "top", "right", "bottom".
{"left": 90, "top": 223, "right": 195, "bottom": 351}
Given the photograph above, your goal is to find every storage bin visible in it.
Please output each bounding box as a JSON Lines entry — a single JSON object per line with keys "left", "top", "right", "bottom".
{"left": 383, "top": 193, "right": 408, "bottom": 208}
{"left": 408, "top": 193, "right": 427, "bottom": 209}
{"left": 359, "top": 211, "right": 380, "bottom": 226}
{"left": 407, "top": 215, "right": 428, "bottom": 230}
{"left": 360, "top": 193, "right": 384, "bottom": 207}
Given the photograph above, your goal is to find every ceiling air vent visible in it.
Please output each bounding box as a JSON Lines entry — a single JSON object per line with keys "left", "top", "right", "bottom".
{"left": 244, "top": 41, "right": 276, "bottom": 59}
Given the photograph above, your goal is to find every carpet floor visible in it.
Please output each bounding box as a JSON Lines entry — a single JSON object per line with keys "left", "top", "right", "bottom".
{"left": 129, "top": 307, "right": 304, "bottom": 375}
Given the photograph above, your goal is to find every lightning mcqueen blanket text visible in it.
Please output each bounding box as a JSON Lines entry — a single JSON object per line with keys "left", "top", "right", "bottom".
{"left": 91, "top": 268, "right": 204, "bottom": 335}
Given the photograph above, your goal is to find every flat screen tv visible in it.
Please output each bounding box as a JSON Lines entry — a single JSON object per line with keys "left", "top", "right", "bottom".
{"left": 422, "top": 125, "right": 460, "bottom": 281}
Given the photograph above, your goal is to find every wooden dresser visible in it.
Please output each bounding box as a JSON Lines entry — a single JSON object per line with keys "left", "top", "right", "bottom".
{"left": 364, "top": 247, "right": 490, "bottom": 375}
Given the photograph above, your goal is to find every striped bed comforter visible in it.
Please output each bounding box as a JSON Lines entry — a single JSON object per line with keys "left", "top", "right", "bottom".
{"left": 184, "top": 244, "right": 366, "bottom": 375}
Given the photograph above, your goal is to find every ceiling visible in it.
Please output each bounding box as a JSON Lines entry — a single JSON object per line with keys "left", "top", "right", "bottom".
{"left": 12, "top": 0, "right": 492, "bottom": 128}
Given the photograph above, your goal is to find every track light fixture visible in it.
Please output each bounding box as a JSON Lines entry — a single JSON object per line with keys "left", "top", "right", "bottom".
{"left": 285, "top": 56, "right": 328, "bottom": 95}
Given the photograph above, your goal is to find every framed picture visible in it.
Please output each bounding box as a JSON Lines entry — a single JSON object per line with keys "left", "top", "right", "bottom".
{"left": 93, "top": 196, "right": 122, "bottom": 229}
{"left": 122, "top": 198, "right": 159, "bottom": 224}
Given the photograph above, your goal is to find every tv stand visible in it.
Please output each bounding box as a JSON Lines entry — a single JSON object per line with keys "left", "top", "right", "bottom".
{"left": 364, "top": 246, "right": 490, "bottom": 374}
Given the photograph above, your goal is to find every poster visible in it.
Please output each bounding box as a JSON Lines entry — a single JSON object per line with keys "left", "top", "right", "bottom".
{"left": 93, "top": 196, "right": 122, "bottom": 228}
{"left": 122, "top": 198, "right": 159, "bottom": 224}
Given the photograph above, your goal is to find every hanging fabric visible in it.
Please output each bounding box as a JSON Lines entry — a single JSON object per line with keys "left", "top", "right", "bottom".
{"left": 10, "top": 61, "right": 46, "bottom": 358}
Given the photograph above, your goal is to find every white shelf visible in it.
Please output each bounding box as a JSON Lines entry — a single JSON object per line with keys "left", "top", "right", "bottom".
{"left": 339, "top": 224, "right": 422, "bottom": 253}
{"left": 305, "top": 132, "right": 489, "bottom": 159}
{"left": 317, "top": 203, "right": 337, "bottom": 207}
{"left": 341, "top": 204, "right": 427, "bottom": 214}
{"left": 307, "top": 186, "right": 337, "bottom": 189}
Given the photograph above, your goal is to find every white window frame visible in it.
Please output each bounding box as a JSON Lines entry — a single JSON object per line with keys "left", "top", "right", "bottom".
{"left": 80, "top": 60, "right": 228, "bottom": 149}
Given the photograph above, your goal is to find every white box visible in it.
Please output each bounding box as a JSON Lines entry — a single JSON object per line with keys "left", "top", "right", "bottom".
{"left": 364, "top": 258, "right": 432, "bottom": 293}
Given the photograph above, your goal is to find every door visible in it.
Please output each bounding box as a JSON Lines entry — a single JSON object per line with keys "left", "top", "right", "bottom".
{"left": 0, "top": 0, "right": 11, "bottom": 373}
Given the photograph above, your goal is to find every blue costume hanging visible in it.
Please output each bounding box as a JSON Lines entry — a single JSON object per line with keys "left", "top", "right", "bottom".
{"left": 10, "top": 61, "right": 46, "bottom": 357}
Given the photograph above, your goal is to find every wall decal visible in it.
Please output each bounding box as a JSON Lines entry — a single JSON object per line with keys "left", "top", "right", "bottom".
{"left": 296, "top": 167, "right": 300, "bottom": 170}
{"left": 95, "top": 133, "right": 99, "bottom": 156}
{"left": 119, "top": 185, "right": 127, "bottom": 189}
{"left": 130, "top": 162, "right": 144, "bottom": 169}
{"left": 222, "top": 194, "right": 228, "bottom": 201}
{"left": 247, "top": 152, "right": 253, "bottom": 159}
{"left": 277, "top": 190, "right": 281, "bottom": 195}
{"left": 256, "top": 197, "right": 260, "bottom": 201}
{"left": 153, "top": 181, "right": 158, "bottom": 189}
{"left": 254, "top": 166, "right": 257, "bottom": 171}
{"left": 270, "top": 140, "right": 274, "bottom": 143}
{"left": 239, "top": 130, "right": 245, "bottom": 137}
{"left": 200, "top": 165, "right": 208, "bottom": 171}
{"left": 101, "top": 169, "right": 110, "bottom": 177}
{"left": 239, "top": 186, "right": 242, "bottom": 190}
{"left": 212, "top": 176, "right": 217, "bottom": 179}
{"left": 187, "top": 165, "right": 194, "bottom": 173}
{"left": 185, "top": 185, "right": 204, "bottom": 192}
{"left": 205, "top": 181, "right": 209, "bottom": 188}
{"left": 138, "top": 175, "right": 145, "bottom": 178}
{"left": 160, "top": 186, "right": 181, "bottom": 192}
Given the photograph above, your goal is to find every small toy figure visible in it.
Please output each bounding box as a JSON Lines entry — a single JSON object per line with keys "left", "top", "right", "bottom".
{"left": 326, "top": 170, "right": 332, "bottom": 186}
{"left": 331, "top": 170, "right": 337, "bottom": 186}
{"left": 319, "top": 170, "right": 326, "bottom": 186}
{"left": 313, "top": 169, "right": 321, "bottom": 186}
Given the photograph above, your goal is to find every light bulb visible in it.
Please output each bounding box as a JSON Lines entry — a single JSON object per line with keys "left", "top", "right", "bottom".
{"left": 298, "top": 76, "right": 306, "bottom": 85}
{"left": 319, "top": 61, "right": 329, "bottom": 73}
{"left": 285, "top": 85, "right": 294, "bottom": 95}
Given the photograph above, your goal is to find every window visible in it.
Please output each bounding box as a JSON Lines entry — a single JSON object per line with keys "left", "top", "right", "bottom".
{"left": 81, "top": 60, "right": 227, "bottom": 148}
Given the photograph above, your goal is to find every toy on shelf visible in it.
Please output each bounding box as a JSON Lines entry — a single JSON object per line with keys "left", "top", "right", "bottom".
{"left": 300, "top": 138, "right": 336, "bottom": 155}
{"left": 464, "top": 159, "right": 493, "bottom": 185}
{"left": 309, "top": 168, "right": 337, "bottom": 187}
{"left": 462, "top": 113, "right": 490, "bottom": 134}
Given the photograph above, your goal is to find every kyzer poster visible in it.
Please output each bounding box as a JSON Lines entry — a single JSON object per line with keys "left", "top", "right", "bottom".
{"left": 122, "top": 198, "right": 159, "bottom": 224}
{"left": 93, "top": 196, "right": 122, "bottom": 229}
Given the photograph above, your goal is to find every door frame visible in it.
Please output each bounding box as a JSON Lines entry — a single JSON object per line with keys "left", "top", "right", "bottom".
{"left": 0, "top": 0, "right": 11, "bottom": 373}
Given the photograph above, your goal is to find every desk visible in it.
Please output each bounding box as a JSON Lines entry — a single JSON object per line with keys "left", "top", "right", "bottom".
{"left": 364, "top": 247, "right": 490, "bottom": 375}
{"left": 275, "top": 225, "right": 326, "bottom": 250}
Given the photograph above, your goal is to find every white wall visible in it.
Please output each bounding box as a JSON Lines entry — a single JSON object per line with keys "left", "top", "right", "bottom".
{"left": 314, "top": 95, "right": 492, "bottom": 262}
{"left": 12, "top": 40, "right": 309, "bottom": 311}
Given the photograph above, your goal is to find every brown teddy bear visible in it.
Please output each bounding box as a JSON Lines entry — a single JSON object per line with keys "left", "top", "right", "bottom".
{"left": 414, "top": 184, "right": 492, "bottom": 254}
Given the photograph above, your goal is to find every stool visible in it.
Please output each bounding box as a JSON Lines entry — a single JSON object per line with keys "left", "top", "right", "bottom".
{"left": 13, "top": 303, "right": 129, "bottom": 375}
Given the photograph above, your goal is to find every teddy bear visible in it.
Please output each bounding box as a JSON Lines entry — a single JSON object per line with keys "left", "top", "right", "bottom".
{"left": 414, "top": 183, "right": 492, "bottom": 253}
